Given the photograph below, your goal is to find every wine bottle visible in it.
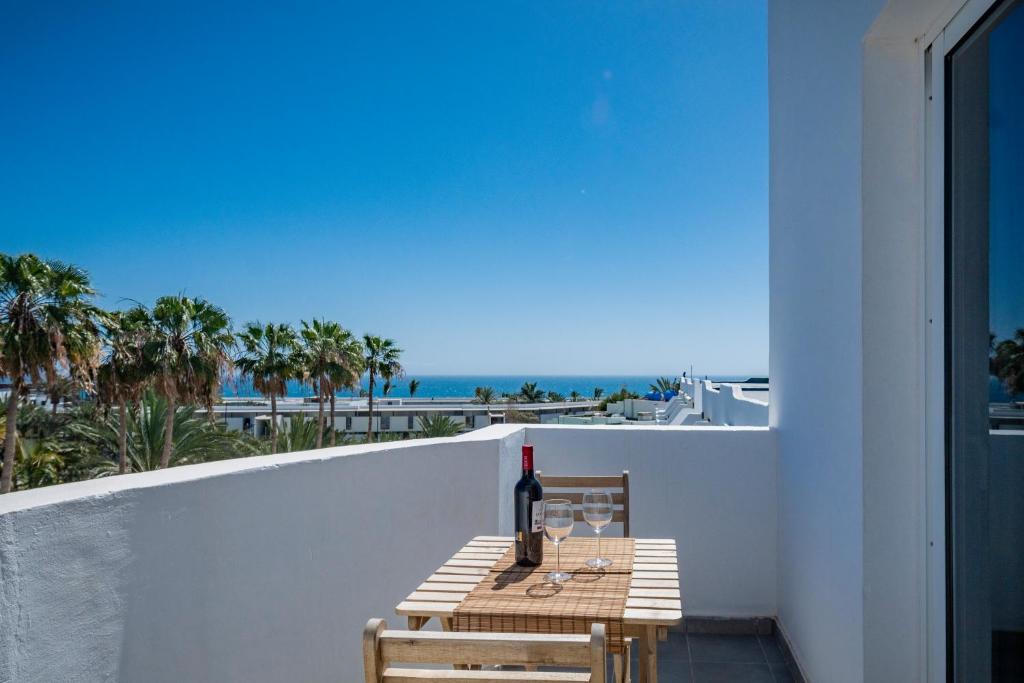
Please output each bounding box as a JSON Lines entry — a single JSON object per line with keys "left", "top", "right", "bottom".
{"left": 514, "top": 443, "right": 544, "bottom": 566}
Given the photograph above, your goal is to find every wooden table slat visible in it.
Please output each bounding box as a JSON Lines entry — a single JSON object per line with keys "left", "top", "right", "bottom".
{"left": 407, "top": 591, "right": 470, "bottom": 602}
{"left": 632, "top": 570, "right": 679, "bottom": 580}
{"left": 419, "top": 581, "right": 480, "bottom": 592}
{"left": 623, "top": 608, "right": 683, "bottom": 625}
{"left": 445, "top": 559, "right": 499, "bottom": 568}
{"left": 628, "top": 588, "right": 681, "bottom": 598}
{"left": 435, "top": 566, "right": 491, "bottom": 576}
{"left": 631, "top": 562, "right": 677, "bottom": 572}
{"left": 396, "top": 601, "right": 457, "bottom": 616}
{"left": 629, "top": 579, "right": 679, "bottom": 589}
{"left": 625, "top": 597, "right": 682, "bottom": 610}
{"left": 453, "top": 552, "right": 507, "bottom": 560}
{"left": 427, "top": 573, "right": 485, "bottom": 584}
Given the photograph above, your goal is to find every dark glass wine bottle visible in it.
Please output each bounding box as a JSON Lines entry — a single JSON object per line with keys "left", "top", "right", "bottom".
{"left": 514, "top": 443, "right": 544, "bottom": 566}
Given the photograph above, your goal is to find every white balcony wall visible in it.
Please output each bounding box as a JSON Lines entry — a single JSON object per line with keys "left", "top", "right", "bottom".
{"left": 520, "top": 425, "right": 777, "bottom": 618}
{"left": 0, "top": 435, "right": 506, "bottom": 683}
{"left": 0, "top": 425, "right": 774, "bottom": 683}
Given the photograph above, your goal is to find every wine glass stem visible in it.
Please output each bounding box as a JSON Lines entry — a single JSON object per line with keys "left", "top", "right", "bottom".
{"left": 556, "top": 541, "right": 561, "bottom": 574}
{"left": 597, "top": 530, "right": 602, "bottom": 558}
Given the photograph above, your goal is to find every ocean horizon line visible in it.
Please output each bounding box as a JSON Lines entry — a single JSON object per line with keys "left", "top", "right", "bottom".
{"left": 221, "top": 373, "right": 766, "bottom": 399}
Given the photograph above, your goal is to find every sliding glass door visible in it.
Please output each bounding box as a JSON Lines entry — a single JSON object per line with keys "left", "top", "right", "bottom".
{"left": 946, "top": 0, "right": 1024, "bottom": 680}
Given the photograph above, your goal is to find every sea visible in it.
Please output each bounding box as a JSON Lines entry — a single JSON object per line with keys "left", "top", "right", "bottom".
{"left": 223, "top": 375, "right": 760, "bottom": 399}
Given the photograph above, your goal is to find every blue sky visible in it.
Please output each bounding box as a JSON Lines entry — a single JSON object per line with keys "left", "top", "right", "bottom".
{"left": 1, "top": 1, "right": 768, "bottom": 376}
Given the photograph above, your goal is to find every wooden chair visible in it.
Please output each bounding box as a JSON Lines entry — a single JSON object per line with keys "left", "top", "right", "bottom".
{"left": 536, "top": 470, "right": 632, "bottom": 683}
{"left": 362, "top": 618, "right": 606, "bottom": 682}
{"left": 536, "top": 471, "right": 630, "bottom": 538}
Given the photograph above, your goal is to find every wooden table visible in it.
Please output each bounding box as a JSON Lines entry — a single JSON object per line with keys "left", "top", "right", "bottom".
{"left": 396, "top": 536, "right": 682, "bottom": 683}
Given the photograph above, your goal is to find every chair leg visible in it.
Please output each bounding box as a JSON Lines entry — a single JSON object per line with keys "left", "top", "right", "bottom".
{"left": 613, "top": 643, "right": 632, "bottom": 683}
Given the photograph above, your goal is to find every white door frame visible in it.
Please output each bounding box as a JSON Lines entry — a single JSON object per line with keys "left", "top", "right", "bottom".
{"left": 924, "top": 0, "right": 1004, "bottom": 680}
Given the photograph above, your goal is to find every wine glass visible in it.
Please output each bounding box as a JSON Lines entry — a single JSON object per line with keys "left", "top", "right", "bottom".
{"left": 543, "top": 499, "right": 574, "bottom": 584}
{"left": 583, "top": 490, "right": 614, "bottom": 568}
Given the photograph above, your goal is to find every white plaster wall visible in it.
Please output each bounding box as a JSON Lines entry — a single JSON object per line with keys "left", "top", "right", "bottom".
{"left": 0, "top": 438, "right": 501, "bottom": 683}
{"left": 769, "top": 0, "right": 885, "bottom": 680}
{"left": 521, "top": 425, "right": 777, "bottom": 618}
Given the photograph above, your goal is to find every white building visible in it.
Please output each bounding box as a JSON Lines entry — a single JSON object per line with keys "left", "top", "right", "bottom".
{"left": 0, "top": 1, "right": 1021, "bottom": 681}
{"left": 203, "top": 397, "right": 599, "bottom": 437}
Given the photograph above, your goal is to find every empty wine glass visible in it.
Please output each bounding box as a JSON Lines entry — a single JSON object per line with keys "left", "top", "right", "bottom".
{"left": 583, "top": 490, "right": 614, "bottom": 568}
{"left": 543, "top": 499, "right": 574, "bottom": 584}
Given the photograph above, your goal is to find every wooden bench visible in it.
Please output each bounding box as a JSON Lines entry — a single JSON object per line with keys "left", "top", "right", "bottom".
{"left": 363, "top": 619, "right": 607, "bottom": 682}
{"left": 536, "top": 471, "right": 630, "bottom": 537}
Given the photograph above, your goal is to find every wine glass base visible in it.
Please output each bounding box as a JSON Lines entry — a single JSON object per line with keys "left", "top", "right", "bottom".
{"left": 546, "top": 571, "right": 572, "bottom": 584}
{"left": 586, "top": 557, "right": 613, "bottom": 569}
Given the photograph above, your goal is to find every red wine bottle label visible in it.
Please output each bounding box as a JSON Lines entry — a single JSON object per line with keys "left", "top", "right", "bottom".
{"left": 531, "top": 504, "right": 544, "bottom": 532}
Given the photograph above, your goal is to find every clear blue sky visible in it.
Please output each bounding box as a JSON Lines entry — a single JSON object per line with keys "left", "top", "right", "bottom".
{"left": 1, "top": 1, "right": 768, "bottom": 376}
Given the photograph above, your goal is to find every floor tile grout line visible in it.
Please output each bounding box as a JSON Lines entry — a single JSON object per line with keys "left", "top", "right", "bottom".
{"left": 685, "top": 631, "right": 695, "bottom": 682}
{"left": 756, "top": 633, "right": 778, "bottom": 682}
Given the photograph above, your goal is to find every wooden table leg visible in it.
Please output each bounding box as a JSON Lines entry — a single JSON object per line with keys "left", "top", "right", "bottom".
{"left": 407, "top": 616, "right": 427, "bottom": 631}
{"left": 638, "top": 625, "right": 657, "bottom": 683}
{"left": 441, "top": 617, "right": 480, "bottom": 670}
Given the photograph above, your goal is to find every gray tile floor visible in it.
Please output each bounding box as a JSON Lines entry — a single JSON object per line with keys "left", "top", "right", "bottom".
{"left": 610, "top": 631, "right": 799, "bottom": 683}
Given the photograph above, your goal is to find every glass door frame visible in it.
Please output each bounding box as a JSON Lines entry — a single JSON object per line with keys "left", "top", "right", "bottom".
{"left": 926, "top": 0, "right": 1016, "bottom": 678}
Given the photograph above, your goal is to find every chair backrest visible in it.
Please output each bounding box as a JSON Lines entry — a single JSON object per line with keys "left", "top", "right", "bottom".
{"left": 362, "top": 619, "right": 606, "bottom": 683}
{"left": 536, "top": 471, "right": 630, "bottom": 537}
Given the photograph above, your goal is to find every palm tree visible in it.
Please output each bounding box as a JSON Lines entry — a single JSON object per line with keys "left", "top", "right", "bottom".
{"left": 0, "top": 253, "right": 102, "bottom": 493}
{"left": 45, "top": 376, "right": 77, "bottom": 415}
{"left": 236, "top": 321, "right": 299, "bottom": 454}
{"left": 650, "top": 377, "right": 676, "bottom": 395}
{"left": 474, "top": 386, "right": 497, "bottom": 404}
{"left": 96, "top": 307, "right": 153, "bottom": 474}
{"left": 299, "top": 319, "right": 344, "bottom": 450}
{"left": 325, "top": 326, "right": 363, "bottom": 447}
{"left": 65, "top": 391, "right": 259, "bottom": 473}
{"left": 408, "top": 378, "right": 421, "bottom": 397}
{"left": 518, "top": 382, "right": 544, "bottom": 403}
{"left": 13, "top": 438, "right": 64, "bottom": 490}
{"left": 547, "top": 391, "right": 566, "bottom": 403}
{"left": 363, "top": 335, "right": 403, "bottom": 443}
{"left": 382, "top": 378, "right": 394, "bottom": 396}
{"left": 270, "top": 413, "right": 323, "bottom": 454}
{"left": 592, "top": 387, "right": 605, "bottom": 401}
{"left": 569, "top": 390, "right": 582, "bottom": 402}
{"left": 417, "top": 414, "right": 464, "bottom": 437}
{"left": 992, "top": 329, "right": 1024, "bottom": 397}
{"left": 146, "top": 295, "right": 234, "bottom": 468}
